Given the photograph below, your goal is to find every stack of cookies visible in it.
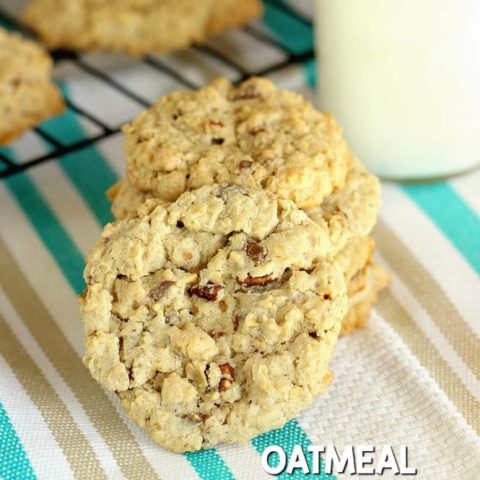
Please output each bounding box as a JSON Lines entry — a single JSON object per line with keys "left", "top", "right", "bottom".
{"left": 109, "top": 78, "right": 389, "bottom": 335}
{"left": 81, "top": 78, "right": 388, "bottom": 452}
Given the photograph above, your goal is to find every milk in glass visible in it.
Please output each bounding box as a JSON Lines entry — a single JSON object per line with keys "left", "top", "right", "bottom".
{"left": 316, "top": 0, "right": 480, "bottom": 178}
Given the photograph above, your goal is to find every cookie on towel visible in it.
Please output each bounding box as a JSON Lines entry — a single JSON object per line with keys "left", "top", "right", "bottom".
{"left": 342, "top": 262, "right": 390, "bottom": 336}
{"left": 0, "top": 28, "right": 64, "bottom": 145}
{"left": 336, "top": 236, "right": 389, "bottom": 336}
{"left": 306, "top": 157, "right": 381, "bottom": 254}
{"left": 80, "top": 184, "right": 347, "bottom": 452}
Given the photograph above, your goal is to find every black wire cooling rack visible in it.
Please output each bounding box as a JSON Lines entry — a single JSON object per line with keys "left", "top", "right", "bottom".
{"left": 0, "top": 0, "right": 314, "bottom": 179}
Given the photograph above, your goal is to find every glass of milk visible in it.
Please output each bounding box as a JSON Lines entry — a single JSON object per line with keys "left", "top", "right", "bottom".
{"left": 316, "top": 0, "right": 480, "bottom": 179}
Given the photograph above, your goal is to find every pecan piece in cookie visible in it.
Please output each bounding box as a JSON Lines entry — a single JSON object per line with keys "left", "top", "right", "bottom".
{"left": 219, "top": 363, "right": 235, "bottom": 380}
{"left": 219, "top": 378, "right": 232, "bottom": 392}
{"left": 185, "top": 412, "right": 210, "bottom": 423}
{"left": 206, "top": 119, "right": 224, "bottom": 128}
{"left": 150, "top": 281, "right": 176, "bottom": 301}
{"left": 209, "top": 330, "right": 226, "bottom": 339}
{"left": 219, "top": 363, "right": 235, "bottom": 392}
{"left": 238, "top": 160, "right": 252, "bottom": 169}
{"left": 218, "top": 300, "right": 228, "bottom": 312}
{"left": 237, "top": 274, "right": 275, "bottom": 287}
{"left": 188, "top": 282, "right": 223, "bottom": 301}
{"left": 245, "top": 240, "right": 267, "bottom": 263}
{"left": 233, "top": 84, "right": 261, "bottom": 100}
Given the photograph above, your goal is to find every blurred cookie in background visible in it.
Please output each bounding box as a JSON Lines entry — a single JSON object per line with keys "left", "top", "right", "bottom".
{"left": 0, "top": 27, "right": 64, "bottom": 145}
{"left": 23, "top": 0, "right": 262, "bottom": 56}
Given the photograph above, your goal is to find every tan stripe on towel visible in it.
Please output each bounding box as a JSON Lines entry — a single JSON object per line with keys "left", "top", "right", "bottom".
{"left": 376, "top": 290, "right": 480, "bottom": 435}
{"left": 0, "top": 237, "right": 159, "bottom": 480}
{"left": 0, "top": 311, "right": 108, "bottom": 480}
{"left": 375, "top": 221, "right": 480, "bottom": 380}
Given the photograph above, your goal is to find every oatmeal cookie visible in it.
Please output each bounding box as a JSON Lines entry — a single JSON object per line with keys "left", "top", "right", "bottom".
{"left": 336, "top": 236, "right": 389, "bottom": 336}
{"left": 0, "top": 28, "right": 64, "bottom": 145}
{"left": 123, "top": 77, "right": 351, "bottom": 208}
{"left": 107, "top": 179, "right": 156, "bottom": 221}
{"left": 81, "top": 184, "right": 347, "bottom": 452}
{"left": 23, "top": 0, "right": 262, "bottom": 56}
{"left": 342, "top": 262, "right": 390, "bottom": 336}
{"left": 306, "top": 157, "right": 381, "bottom": 253}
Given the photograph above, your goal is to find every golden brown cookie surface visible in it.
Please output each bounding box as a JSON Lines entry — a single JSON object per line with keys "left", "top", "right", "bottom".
{"left": 123, "top": 78, "right": 351, "bottom": 209}
{"left": 81, "top": 185, "right": 347, "bottom": 452}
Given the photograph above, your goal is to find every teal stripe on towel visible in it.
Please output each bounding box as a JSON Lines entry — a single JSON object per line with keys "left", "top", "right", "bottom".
{"left": 402, "top": 182, "right": 480, "bottom": 274}
{"left": 304, "top": 58, "right": 317, "bottom": 88}
{"left": 38, "top": 84, "right": 117, "bottom": 227}
{"left": 185, "top": 450, "right": 235, "bottom": 480}
{"left": 262, "top": 1, "right": 313, "bottom": 55}
{"left": 252, "top": 419, "right": 335, "bottom": 479}
{"left": 0, "top": 402, "right": 37, "bottom": 480}
{"left": 2, "top": 158, "right": 85, "bottom": 295}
